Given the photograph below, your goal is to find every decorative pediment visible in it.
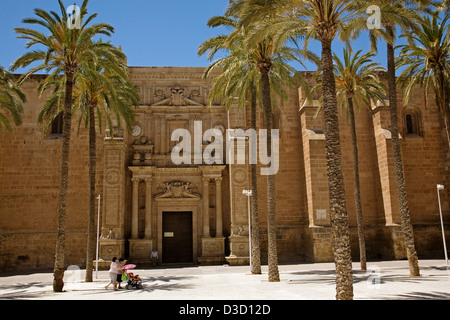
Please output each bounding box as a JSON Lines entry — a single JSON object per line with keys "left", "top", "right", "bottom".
{"left": 151, "top": 86, "right": 203, "bottom": 107}
{"left": 155, "top": 181, "right": 201, "bottom": 199}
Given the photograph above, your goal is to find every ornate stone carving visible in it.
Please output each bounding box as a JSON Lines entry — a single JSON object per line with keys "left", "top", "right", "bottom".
{"left": 155, "top": 181, "right": 200, "bottom": 199}
{"left": 104, "top": 127, "right": 124, "bottom": 140}
{"left": 132, "top": 136, "right": 154, "bottom": 166}
{"left": 101, "top": 228, "right": 117, "bottom": 240}
{"left": 231, "top": 225, "right": 245, "bottom": 236}
{"left": 152, "top": 86, "right": 203, "bottom": 107}
{"left": 106, "top": 170, "right": 120, "bottom": 185}
{"left": 232, "top": 169, "right": 247, "bottom": 185}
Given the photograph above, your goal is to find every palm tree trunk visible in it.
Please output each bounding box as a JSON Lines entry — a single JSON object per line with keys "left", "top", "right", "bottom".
{"left": 437, "top": 73, "right": 450, "bottom": 150}
{"left": 440, "top": 96, "right": 450, "bottom": 149}
{"left": 321, "top": 38, "right": 353, "bottom": 300}
{"left": 386, "top": 26, "right": 420, "bottom": 277}
{"left": 85, "top": 104, "right": 96, "bottom": 282}
{"left": 259, "top": 63, "right": 280, "bottom": 282}
{"left": 348, "top": 97, "right": 367, "bottom": 271}
{"left": 436, "top": 75, "right": 450, "bottom": 207}
{"left": 250, "top": 83, "right": 262, "bottom": 275}
{"left": 53, "top": 72, "right": 74, "bottom": 292}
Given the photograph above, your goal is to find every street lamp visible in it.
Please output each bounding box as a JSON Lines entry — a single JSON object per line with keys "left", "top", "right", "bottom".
{"left": 242, "top": 189, "right": 252, "bottom": 271}
{"left": 437, "top": 184, "right": 448, "bottom": 267}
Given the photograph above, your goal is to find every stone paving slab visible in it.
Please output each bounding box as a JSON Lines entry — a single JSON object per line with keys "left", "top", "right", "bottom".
{"left": 0, "top": 259, "right": 449, "bottom": 301}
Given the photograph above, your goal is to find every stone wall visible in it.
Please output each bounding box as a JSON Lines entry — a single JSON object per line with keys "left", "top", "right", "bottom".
{"left": 0, "top": 76, "right": 105, "bottom": 271}
{"left": 1, "top": 69, "right": 449, "bottom": 272}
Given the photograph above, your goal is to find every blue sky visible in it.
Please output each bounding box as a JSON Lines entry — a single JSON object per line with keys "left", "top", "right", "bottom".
{"left": 0, "top": 0, "right": 389, "bottom": 72}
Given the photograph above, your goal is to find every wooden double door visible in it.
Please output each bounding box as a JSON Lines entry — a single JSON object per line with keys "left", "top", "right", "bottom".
{"left": 162, "top": 212, "right": 193, "bottom": 264}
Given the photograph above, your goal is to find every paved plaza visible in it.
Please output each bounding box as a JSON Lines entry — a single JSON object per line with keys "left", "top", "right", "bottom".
{"left": 0, "top": 259, "right": 449, "bottom": 301}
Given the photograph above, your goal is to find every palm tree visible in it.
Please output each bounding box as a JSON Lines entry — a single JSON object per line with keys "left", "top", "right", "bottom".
{"left": 199, "top": 13, "right": 307, "bottom": 278}
{"left": 75, "top": 55, "right": 139, "bottom": 283}
{"left": 199, "top": 15, "right": 263, "bottom": 275}
{"left": 247, "top": 38, "right": 282, "bottom": 282}
{"left": 37, "top": 43, "right": 139, "bottom": 283}
{"left": 369, "top": 0, "right": 434, "bottom": 277}
{"left": 343, "top": 0, "right": 432, "bottom": 278}
{"left": 227, "top": 5, "right": 317, "bottom": 282}
{"left": 397, "top": 10, "right": 450, "bottom": 146}
{"left": 12, "top": 0, "right": 116, "bottom": 292}
{"left": 232, "top": 0, "right": 372, "bottom": 299}
{"left": 333, "top": 48, "right": 387, "bottom": 271}
{"left": 0, "top": 67, "right": 26, "bottom": 132}
{"left": 436, "top": 0, "right": 450, "bottom": 14}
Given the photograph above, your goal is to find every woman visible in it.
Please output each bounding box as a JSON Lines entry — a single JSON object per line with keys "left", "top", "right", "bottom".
{"left": 105, "top": 257, "right": 122, "bottom": 291}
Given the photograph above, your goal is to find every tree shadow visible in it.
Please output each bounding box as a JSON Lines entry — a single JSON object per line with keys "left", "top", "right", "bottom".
{"left": 128, "top": 275, "right": 194, "bottom": 293}
{"left": 287, "top": 268, "right": 449, "bottom": 286}
{"left": 0, "top": 275, "right": 197, "bottom": 299}
{"left": 383, "top": 291, "right": 450, "bottom": 300}
{"left": 0, "top": 282, "right": 52, "bottom": 300}
{"left": 287, "top": 269, "right": 337, "bottom": 285}
{"left": 76, "top": 275, "right": 196, "bottom": 297}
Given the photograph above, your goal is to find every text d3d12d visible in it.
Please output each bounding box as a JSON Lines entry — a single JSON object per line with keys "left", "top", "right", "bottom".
{"left": 223, "top": 304, "right": 271, "bottom": 315}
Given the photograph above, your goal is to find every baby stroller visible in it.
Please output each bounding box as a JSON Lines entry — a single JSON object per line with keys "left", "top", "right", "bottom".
{"left": 122, "top": 264, "right": 143, "bottom": 290}
{"left": 125, "top": 272, "right": 143, "bottom": 290}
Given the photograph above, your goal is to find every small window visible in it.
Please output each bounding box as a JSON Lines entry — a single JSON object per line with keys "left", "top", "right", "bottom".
{"left": 406, "top": 114, "right": 414, "bottom": 134}
{"left": 402, "top": 107, "right": 423, "bottom": 137}
{"left": 51, "top": 112, "right": 63, "bottom": 135}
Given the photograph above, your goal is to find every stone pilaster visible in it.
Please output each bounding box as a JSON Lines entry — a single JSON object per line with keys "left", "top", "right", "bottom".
{"left": 202, "top": 177, "right": 210, "bottom": 238}
{"left": 215, "top": 177, "right": 223, "bottom": 237}
{"left": 99, "top": 139, "right": 127, "bottom": 260}
{"left": 299, "top": 99, "right": 333, "bottom": 262}
{"left": 225, "top": 164, "right": 251, "bottom": 266}
{"left": 372, "top": 102, "right": 402, "bottom": 226}
{"left": 131, "top": 177, "right": 140, "bottom": 239}
{"left": 145, "top": 177, "right": 153, "bottom": 239}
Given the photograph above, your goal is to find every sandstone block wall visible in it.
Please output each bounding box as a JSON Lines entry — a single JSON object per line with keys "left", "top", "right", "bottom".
{"left": 1, "top": 70, "right": 449, "bottom": 272}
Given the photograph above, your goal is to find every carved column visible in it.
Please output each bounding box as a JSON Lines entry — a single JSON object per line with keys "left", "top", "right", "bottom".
{"left": 160, "top": 116, "right": 166, "bottom": 155}
{"left": 128, "top": 167, "right": 155, "bottom": 264}
{"left": 215, "top": 177, "right": 223, "bottom": 237}
{"left": 154, "top": 116, "right": 160, "bottom": 155}
{"left": 145, "top": 177, "right": 152, "bottom": 239}
{"left": 131, "top": 177, "right": 140, "bottom": 239}
{"left": 202, "top": 177, "right": 210, "bottom": 237}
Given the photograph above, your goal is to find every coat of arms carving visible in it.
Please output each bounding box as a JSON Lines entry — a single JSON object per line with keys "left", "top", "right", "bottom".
{"left": 155, "top": 181, "right": 201, "bottom": 199}
{"left": 152, "top": 86, "right": 203, "bottom": 107}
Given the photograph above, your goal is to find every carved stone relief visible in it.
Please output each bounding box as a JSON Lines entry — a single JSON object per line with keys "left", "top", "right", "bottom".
{"left": 132, "top": 136, "right": 154, "bottom": 166}
{"left": 152, "top": 86, "right": 203, "bottom": 106}
{"left": 155, "top": 181, "right": 201, "bottom": 199}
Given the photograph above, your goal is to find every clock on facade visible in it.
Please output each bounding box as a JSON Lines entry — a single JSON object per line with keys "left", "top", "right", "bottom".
{"left": 132, "top": 125, "right": 142, "bottom": 137}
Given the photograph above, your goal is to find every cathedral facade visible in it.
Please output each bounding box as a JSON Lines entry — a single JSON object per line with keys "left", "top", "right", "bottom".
{"left": 0, "top": 66, "right": 448, "bottom": 272}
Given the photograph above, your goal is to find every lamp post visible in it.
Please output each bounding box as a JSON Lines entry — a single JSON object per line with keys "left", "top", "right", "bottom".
{"left": 242, "top": 189, "right": 252, "bottom": 271}
{"left": 437, "top": 184, "right": 448, "bottom": 267}
{"left": 95, "top": 194, "right": 101, "bottom": 279}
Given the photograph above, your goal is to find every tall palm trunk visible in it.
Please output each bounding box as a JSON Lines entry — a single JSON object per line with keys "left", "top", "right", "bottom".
{"left": 250, "top": 83, "right": 261, "bottom": 275}
{"left": 53, "top": 72, "right": 74, "bottom": 292}
{"left": 437, "top": 76, "right": 450, "bottom": 207}
{"left": 258, "top": 62, "right": 280, "bottom": 282}
{"left": 348, "top": 97, "right": 367, "bottom": 271}
{"left": 437, "top": 73, "right": 450, "bottom": 149}
{"left": 85, "top": 104, "right": 96, "bottom": 282}
{"left": 386, "top": 26, "right": 420, "bottom": 277}
{"left": 321, "top": 39, "right": 353, "bottom": 300}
